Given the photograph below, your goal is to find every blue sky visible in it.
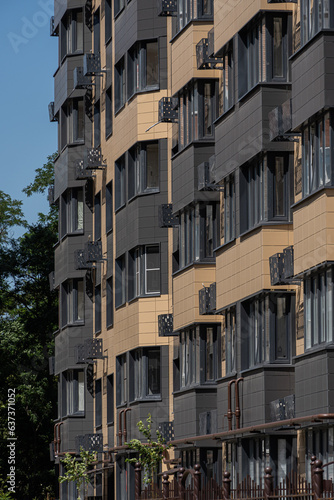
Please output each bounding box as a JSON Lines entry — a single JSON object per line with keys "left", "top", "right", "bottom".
{"left": 1, "top": 0, "right": 58, "bottom": 237}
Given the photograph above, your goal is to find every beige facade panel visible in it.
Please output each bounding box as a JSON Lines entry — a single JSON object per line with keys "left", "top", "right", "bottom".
{"left": 216, "top": 226, "right": 294, "bottom": 310}
{"left": 214, "top": 0, "right": 295, "bottom": 53}
{"left": 293, "top": 190, "right": 334, "bottom": 275}
{"left": 173, "top": 265, "right": 221, "bottom": 330}
{"left": 171, "top": 23, "right": 219, "bottom": 96}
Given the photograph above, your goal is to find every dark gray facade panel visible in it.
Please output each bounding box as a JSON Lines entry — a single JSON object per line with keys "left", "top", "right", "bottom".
{"left": 173, "top": 388, "right": 217, "bottom": 440}
{"left": 295, "top": 349, "right": 334, "bottom": 417}
{"left": 54, "top": 55, "right": 86, "bottom": 114}
{"left": 215, "top": 87, "right": 293, "bottom": 181}
{"left": 291, "top": 34, "right": 334, "bottom": 129}
{"left": 172, "top": 144, "right": 219, "bottom": 213}
{"left": 59, "top": 406, "right": 94, "bottom": 453}
{"left": 54, "top": 0, "right": 86, "bottom": 29}
{"left": 54, "top": 319, "right": 93, "bottom": 374}
{"left": 54, "top": 141, "right": 92, "bottom": 201}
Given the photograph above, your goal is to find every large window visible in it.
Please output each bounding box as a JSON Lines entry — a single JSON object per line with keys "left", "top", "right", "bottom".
{"left": 173, "top": 0, "right": 213, "bottom": 34}
{"left": 61, "top": 279, "right": 84, "bottom": 327}
{"left": 218, "top": 42, "right": 234, "bottom": 116}
{"left": 95, "top": 378, "right": 102, "bottom": 428}
{"left": 241, "top": 293, "right": 295, "bottom": 370}
{"left": 116, "top": 354, "right": 127, "bottom": 406}
{"left": 115, "top": 255, "right": 126, "bottom": 308}
{"left": 129, "top": 347, "right": 161, "bottom": 401}
{"left": 60, "top": 98, "right": 85, "bottom": 149}
{"left": 220, "top": 174, "right": 235, "bottom": 245}
{"left": 106, "top": 276, "right": 113, "bottom": 327}
{"left": 302, "top": 112, "right": 332, "bottom": 197}
{"left": 62, "top": 369, "right": 84, "bottom": 416}
{"left": 238, "top": 14, "right": 290, "bottom": 99}
{"left": 105, "top": 0, "right": 112, "bottom": 43}
{"left": 178, "top": 80, "right": 217, "bottom": 150}
{"left": 127, "top": 40, "right": 159, "bottom": 99}
{"left": 106, "top": 85, "right": 113, "bottom": 138}
{"left": 115, "top": 155, "right": 125, "bottom": 210}
{"left": 60, "top": 187, "right": 84, "bottom": 238}
{"left": 240, "top": 153, "right": 291, "bottom": 234}
{"left": 128, "top": 245, "right": 160, "bottom": 300}
{"left": 128, "top": 142, "right": 159, "bottom": 199}
{"left": 221, "top": 307, "right": 236, "bottom": 377}
{"left": 304, "top": 266, "right": 334, "bottom": 349}
{"left": 60, "top": 9, "right": 83, "bottom": 61}
{"left": 115, "top": 57, "right": 125, "bottom": 113}
{"left": 178, "top": 202, "right": 219, "bottom": 269}
{"left": 301, "top": 0, "right": 333, "bottom": 46}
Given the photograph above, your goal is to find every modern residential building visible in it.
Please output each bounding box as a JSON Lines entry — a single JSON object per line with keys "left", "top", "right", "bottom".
{"left": 49, "top": 0, "right": 334, "bottom": 498}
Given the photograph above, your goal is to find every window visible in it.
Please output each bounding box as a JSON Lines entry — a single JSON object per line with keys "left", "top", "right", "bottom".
{"left": 238, "top": 14, "right": 290, "bottom": 99}
{"left": 115, "top": 255, "right": 126, "bottom": 308}
{"left": 218, "top": 42, "right": 234, "bottom": 116}
{"left": 95, "top": 284, "right": 101, "bottom": 333}
{"left": 106, "top": 85, "right": 113, "bottom": 138}
{"left": 114, "top": 0, "right": 125, "bottom": 18}
{"left": 221, "top": 307, "right": 236, "bottom": 376}
{"left": 240, "top": 153, "right": 291, "bottom": 234}
{"left": 178, "top": 80, "right": 217, "bottom": 150}
{"left": 115, "top": 155, "right": 125, "bottom": 210}
{"left": 129, "top": 347, "right": 161, "bottom": 401}
{"left": 220, "top": 174, "right": 235, "bottom": 245}
{"left": 94, "top": 100, "right": 101, "bottom": 147}
{"left": 106, "top": 276, "right": 113, "bottom": 327}
{"left": 302, "top": 112, "right": 332, "bottom": 197}
{"left": 127, "top": 41, "right": 159, "bottom": 99}
{"left": 62, "top": 369, "right": 84, "bottom": 416}
{"left": 128, "top": 142, "right": 159, "bottom": 199}
{"left": 115, "top": 58, "right": 125, "bottom": 113}
{"left": 60, "top": 9, "right": 83, "bottom": 61}
{"left": 178, "top": 202, "right": 219, "bottom": 269}
{"left": 61, "top": 279, "right": 84, "bottom": 327}
{"left": 94, "top": 8, "right": 100, "bottom": 55}
{"left": 173, "top": 0, "right": 213, "bottom": 34}
{"left": 105, "top": 0, "right": 112, "bottom": 43}
{"left": 60, "top": 99, "right": 85, "bottom": 149}
{"left": 107, "top": 374, "right": 114, "bottom": 424}
{"left": 301, "top": 0, "right": 333, "bottom": 46}
{"left": 94, "top": 192, "right": 101, "bottom": 240}
{"left": 304, "top": 267, "right": 334, "bottom": 349}
{"left": 116, "top": 354, "right": 127, "bottom": 406}
{"left": 241, "top": 293, "right": 294, "bottom": 370}
{"left": 106, "top": 181, "right": 113, "bottom": 233}
{"left": 128, "top": 245, "right": 160, "bottom": 300}
{"left": 60, "top": 187, "right": 84, "bottom": 238}
{"left": 179, "top": 325, "right": 218, "bottom": 389}
{"left": 95, "top": 378, "right": 102, "bottom": 427}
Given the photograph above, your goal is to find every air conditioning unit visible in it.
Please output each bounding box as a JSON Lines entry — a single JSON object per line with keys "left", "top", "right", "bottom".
{"left": 84, "top": 53, "right": 105, "bottom": 76}
{"left": 73, "top": 67, "right": 93, "bottom": 90}
{"left": 157, "top": 0, "right": 177, "bottom": 16}
{"left": 158, "top": 97, "right": 178, "bottom": 123}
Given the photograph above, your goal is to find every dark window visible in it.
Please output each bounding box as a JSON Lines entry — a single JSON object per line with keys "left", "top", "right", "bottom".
{"left": 218, "top": 42, "right": 234, "bottom": 116}
{"left": 95, "top": 284, "right": 101, "bottom": 333}
{"left": 115, "top": 255, "right": 126, "bottom": 308}
{"left": 115, "top": 155, "right": 125, "bottom": 210}
{"left": 106, "top": 181, "right": 113, "bottom": 233}
{"left": 60, "top": 9, "right": 83, "bottom": 61}
{"left": 115, "top": 58, "right": 125, "bottom": 113}
{"left": 114, "top": 0, "right": 125, "bottom": 17}
{"left": 220, "top": 307, "right": 236, "bottom": 376}
{"left": 62, "top": 369, "right": 85, "bottom": 416}
{"left": 129, "top": 347, "right": 161, "bottom": 401}
{"left": 95, "top": 192, "right": 101, "bottom": 240}
{"left": 95, "top": 378, "right": 102, "bottom": 427}
{"left": 238, "top": 14, "right": 290, "bottom": 99}
{"left": 94, "top": 100, "right": 101, "bottom": 147}
{"left": 127, "top": 40, "right": 159, "bottom": 99}
{"left": 128, "top": 245, "right": 160, "bottom": 300}
{"left": 301, "top": 0, "right": 333, "bottom": 46}
{"left": 220, "top": 174, "right": 235, "bottom": 245}
{"left": 179, "top": 202, "right": 219, "bottom": 269}
{"left": 60, "top": 99, "right": 85, "bottom": 149}
{"left": 128, "top": 142, "right": 159, "bottom": 199}
{"left": 94, "top": 8, "right": 100, "bottom": 54}
{"left": 106, "top": 85, "right": 113, "bottom": 138}
{"left": 106, "top": 276, "right": 113, "bottom": 327}
{"left": 107, "top": 374, "right": 114, "bottom": 424}
{"left": 116, "top": 353, "right": 127, "bottom": 406}
{"left": 60, "top": 187, "right": 84, "bottom": 238}
{"left": 304, "top": 266, "right": 334, "bottom": 349}
{"left": 178, "top": 80, "right": 216, "bottom": 150}
{"left": 105, "top": 0, "right": 112, "bottom": 43}
{"left": 173, "top": 0, "right": 213, "bottom": 34}
{"left": 61, "top": 279, "right": 84, "bottom": 328}
{"left": 241, "top": 292, "right": 294, "bottom": 370}
{"left": 302, "top": 112, "right": 332, "bottom": 197}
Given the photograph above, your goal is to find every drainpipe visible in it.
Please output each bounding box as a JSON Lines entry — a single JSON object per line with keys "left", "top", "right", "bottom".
{"left": 235, "top": 377, "right": 243, "bottom": 430}
{"left": 123, "top": 408, "right": 132, "bottom": 443}
{"left": 225, "top": 380, "right": 236, "bottom": 431}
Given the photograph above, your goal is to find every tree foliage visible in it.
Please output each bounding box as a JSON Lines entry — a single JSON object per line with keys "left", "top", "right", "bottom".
{"left": 125, "top": 414, "right": 170, "bottom": 485}
{"left": 59, "top": 448, "right": 96, "bottom": 500}
{"left": 0, "top": 191, "right": 26, "bottom": 245}
{"left": 22, "top": 152, "right": 57, "bottom": 198}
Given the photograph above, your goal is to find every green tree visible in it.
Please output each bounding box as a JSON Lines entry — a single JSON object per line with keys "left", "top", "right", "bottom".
{"left": 59, "top": 448, "right": 96, "bottom": 500}
{"left": 0, "top": 191, "right": 26, "bottom": 245}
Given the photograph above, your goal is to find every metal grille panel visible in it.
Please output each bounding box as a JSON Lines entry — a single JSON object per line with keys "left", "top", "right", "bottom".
{"left": 73, "top": 67, "right": 92, "bottom": 90}
{"left": 209, "top": 282, "right": 216, "bottom": 312}
{"left": 157, "top": 0, "right": 177, "bottom": 15}
{"left": 283, "top": 246, "right": 294, "bottom": 279}
{"left": 75, "top": 249, "right": 92, "bottom": 270}
{"left": 208, "top": 28, "right": 215, "bottom": 56}
{"left": 84, "top": 148, "right": 106, "bottom": 170}
{"left": 75, "top": 434, "right": 103, "bottom": 453}
{"left": 159, "top": 97, "right": 178, "bottom": 123}
{"left": 158, "top": 204, "right": 179, "bottom": 228}
{"left": 159, "top": 422, "right": 174, "bottom": 442}
{"left": 84, "top": 53, "right": 101, "bottom": 76}
{"left": 199, "top": 287, "right": 210, "bottom": 315}
{"left": 85, "top": 241, "right": 103, "bottom": 262}
{"left": 269, "top": 253, "right": 284, "bottom": 285}
{"left": 48, "top": 101, "right": 57, "bottom": 122}
{"left": 158, "top": 314, "right": 174, "bottom": 336}
{"left": 270, "top": 395, "right": 295, "bottom": 421}
{"left": 75, "top": 160, "right": 93, "bottom": 180}
{"left": 196, "top": 38, "right": 209, "bottom": 69}
{"left": 85, "top": 338, "right": 104, "bottom": 360}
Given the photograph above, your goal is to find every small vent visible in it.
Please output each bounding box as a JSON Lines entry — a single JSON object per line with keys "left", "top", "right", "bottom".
{"left": 75, "top": 434, "right": 103, "bottom": 453}
{"left": 158, "top": 204, "right": 179, "bottom": 228}
{"left": 159, "top": 97, "right": 178, "bottom": 123}
{"left": 73, "top": 67, "right": 93, "bottom": 90}
{"left": 158, "top": 314, "right": 175, "bottom": 336}
{"left": 157, "top": 0, "right": 177, "bottom": 16}
{"left": 159, "top": 422, "right": 174, "bottom": 441}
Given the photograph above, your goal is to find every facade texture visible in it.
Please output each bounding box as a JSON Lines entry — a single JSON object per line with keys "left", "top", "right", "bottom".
{"left": 49, "top": 0, "right": 334, "bottom": 498}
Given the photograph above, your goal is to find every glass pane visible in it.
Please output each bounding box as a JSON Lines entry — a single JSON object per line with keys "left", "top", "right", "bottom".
{"left": 77, "top": 189, "right": 84, "bottom": 230}
{"left": 147, "top": 349, "right": 160, "bottom": 396}
{"left": 75, "top": 11, "right": 83, "bottom": 52}
{"left": 320, "top": 272, "right": 326, "bottom": 343}
{"left": 146, "top": 246, "right": 159, "bottom": 269}
{"left": 319, "top": 119, "right": 324, "bottom": 187}
{"left": 78, "top": 371, "right": 85, "bottom": 412}
{"left": 203, "top": 83, "right": 212, "bottom": 136}
{"left": 274, "top": 156, "right": 285, "bottom": 216}
{"left": 305, "top": 278, "right": 312, "bottom": 349}
{"left": 310, "top": 124, "right": 317, "bottom": 192}
{"left": 146, "top": 270, "right": 160, "bottom": 293}
{"left": 77, "top": 99, "right": 84, "bottom": 140}
{"left": 206, "top": 328, "right": 214, "bottom": 380}
{"left": 146, "top": 143, "right": 159, "bottom": 189}
{"left": 77, "top": 280, "right": 84, "bottom": 321}
{"left": 327, "top": 269, "right": 333, "bottom": 342}
{"left": 273, "top": 17, "right": 283, "bottom": 78}
{"left": 323, "top": 0, "right": 330, "bottom": 28}
{"left": 276, "top": 297, "right": 288, "bottom": 360}
{"left": 146, "top": 42, "right": 159, "bottom": 87}
{"left": 325, "top": 113, "right": 331, "bottom": 184}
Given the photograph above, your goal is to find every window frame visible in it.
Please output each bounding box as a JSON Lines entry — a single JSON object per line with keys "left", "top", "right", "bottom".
{"left": 115, "top": 57, "right": 126, "bottom": 114}
{"left": 115, "top": 254, "right": 126, "bottom": 308}
{"left": 62, "top": 369, "right": 85, "bottom": 417}
{"left": 129, "top": 347, "right": 162, "bottom": 402}
{"left": 95, "top": 283, "right": 101, "bottom": 334}
{"left": 106, "top": 181, "right": 113, "bottom": 233}
{"left": 59, "top": 187, "right": 84, "bottom": 238}
{"left": 106, "top": 276, "right": 114, "bottom": 328}
{"left": 128, "top": 141, "right": 159, "bottom": 200}
{"left": 115, "top": 155, "right": 126, "bottom": 211}
{"left": 95, "top": 378, "right": 102, "bottom": 428}
{"left": 116, "top": 353, "right": 127, "bottom": 407}
{"left": 127, "top": 40, "right": 159, "bottom": 100}
{"left": 60, "top": 8, "right": 84, "bottom": 62}
{"left": 128, "top": 244, "right": 161, "bottom": 300}
{"left": 94, "top": 191, "right": 101, "bottom": 240}
{"left": 107, "top": 374, "right": 114, "bottom": 424}
{"left": 106, "top": 85, "right": 113, "bottom": 139}
{"left": 61, "top": 278, "right": 85, "bottom": 328}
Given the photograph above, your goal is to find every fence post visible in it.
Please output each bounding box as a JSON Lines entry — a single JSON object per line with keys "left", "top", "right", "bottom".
{"left": 311, "top": 455, "right": 316, "bottom": 492}
{"left": 135, "top": 462, "right": 141, "bottom": 500}
{"left": 162, "top": 473, "right": 169, "bottom": 500}
{"left": 313, "top": 459, "right": 324, "bottom": 499}
{"left": 194, "top": 464, "right": 201, "bottom": 500}
{"left": 223, "top": 471, "right": 231, "bottom": 500}
{"left": 264, "top": 467, "right": 273, "bottom": 500}
{"left": 178, "top": 467, "right": 185, "bottom": 500}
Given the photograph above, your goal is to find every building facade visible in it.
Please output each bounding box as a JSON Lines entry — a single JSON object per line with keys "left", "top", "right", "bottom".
{"left": 49, "top": 0, "right": 334, "bottom": 498}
